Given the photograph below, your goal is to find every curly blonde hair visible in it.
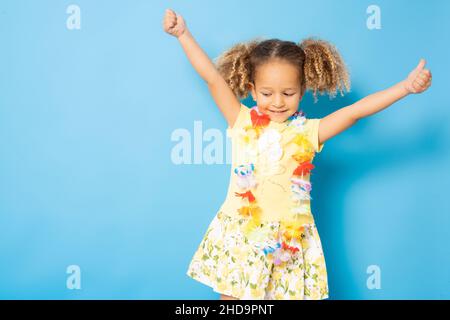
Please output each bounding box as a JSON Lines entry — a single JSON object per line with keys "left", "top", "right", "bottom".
{"left": 213, "top": 37, "right": 350, "bottom": 102}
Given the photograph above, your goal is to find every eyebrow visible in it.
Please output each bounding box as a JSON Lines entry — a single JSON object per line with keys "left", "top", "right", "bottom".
{"left": 260, "top": 87, "right": 298, "bottom": 90}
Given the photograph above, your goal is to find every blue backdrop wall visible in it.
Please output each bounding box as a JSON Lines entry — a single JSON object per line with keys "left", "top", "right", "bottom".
{"left": 1, "top": 0, "right": 449, "bottom": 299}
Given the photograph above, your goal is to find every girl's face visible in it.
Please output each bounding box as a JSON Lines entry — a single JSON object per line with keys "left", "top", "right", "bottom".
{"left": 249, "top": 59, "right": 304, "bottom": 123}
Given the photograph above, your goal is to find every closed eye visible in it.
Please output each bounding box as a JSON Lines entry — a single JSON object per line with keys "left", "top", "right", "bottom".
{"left": 261, "top": 93, "right": 295, "bottom": 97}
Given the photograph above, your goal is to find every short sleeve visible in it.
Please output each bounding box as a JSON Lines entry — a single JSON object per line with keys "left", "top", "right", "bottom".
{"left": 226, "top": 103, "right": 251, "bottom": 137}
{"left": 304, "top": 118, "right": 325, "bottom": 153}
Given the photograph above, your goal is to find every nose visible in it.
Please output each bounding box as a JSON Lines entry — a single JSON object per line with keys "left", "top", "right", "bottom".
{"left": 271, "top": 95, "right": 285, "bottom": 108}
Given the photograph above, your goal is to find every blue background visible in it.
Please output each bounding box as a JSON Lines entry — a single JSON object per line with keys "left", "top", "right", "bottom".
{"left": 1, "top": 0, "right": 449, "bottom": 299}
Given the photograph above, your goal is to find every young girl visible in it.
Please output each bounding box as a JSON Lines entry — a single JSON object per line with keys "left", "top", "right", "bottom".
{"left": 163, "top": 8, "right": 432, "bottom": 300}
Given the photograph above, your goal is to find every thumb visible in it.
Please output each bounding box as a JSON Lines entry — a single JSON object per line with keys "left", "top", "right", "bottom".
{"left": 414, "top": 58, "right": 426, "bottom": 72}
{"left": 176, "top": 12, "right": 185, "bottom": 23}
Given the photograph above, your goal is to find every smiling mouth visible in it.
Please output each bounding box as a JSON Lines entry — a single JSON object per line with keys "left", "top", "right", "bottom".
{"left": 269, "top": 109, "right": 288, "bottom": 114}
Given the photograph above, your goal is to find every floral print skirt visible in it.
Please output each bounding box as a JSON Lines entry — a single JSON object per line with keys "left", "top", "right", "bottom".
{"left": 186, "top": 210, "right": 329, "bottom": 300}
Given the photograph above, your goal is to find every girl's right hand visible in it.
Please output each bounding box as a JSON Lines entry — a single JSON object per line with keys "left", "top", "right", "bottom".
{"left": 163, "top": 8, "right": 187, "bottom": 38}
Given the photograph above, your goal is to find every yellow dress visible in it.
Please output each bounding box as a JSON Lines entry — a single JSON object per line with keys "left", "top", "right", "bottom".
{"left": 186, "top": 103, "right": 329, "bottom": 300}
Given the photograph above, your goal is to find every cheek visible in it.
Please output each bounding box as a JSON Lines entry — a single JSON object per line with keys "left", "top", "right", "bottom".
{"left": 261, "top": 104, "right": 273, "bottom": 112}
{"left": 255, "top": 98, "right": 270, "bottom": 109}
{"left": 258, "top": 95, "right": 270, "bottom": 102}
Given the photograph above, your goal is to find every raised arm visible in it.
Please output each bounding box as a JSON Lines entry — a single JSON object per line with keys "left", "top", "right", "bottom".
{"left": 162, "top": 9, "right": 241, "bottom": 127}
{"left": 318, "top": 59, "right": 432, "bottom": 145}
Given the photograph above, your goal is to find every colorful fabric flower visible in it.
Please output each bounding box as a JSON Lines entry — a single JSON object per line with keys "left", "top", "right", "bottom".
{"left": 234, "top": 163, "right": 257, "bottom": 189}
{"left": 262, "top": 241, "right": 281, "bottom": 255}
{"left": 262, "top": 241, "right": 292, "bottom": 265}
{"left": 239, "top": 126, "right": 258, "bottom": 144}
{"left": 292, "top": 150, "right": 314, "bottom": 163}
{"left": 257, "top": 128, "right": 283, "bottom": 162}
{"left": 292, "top": 134, "right": 315, "bottom": 154}
{"left": 287, "top": 111, "right": 306, "bottom": 131}
{"left": 281, "top": 221, "right": 306, "bottom": 241}
{"left": 237, "top": 204, "right": 262, "bottom": 218}
{"left": 271, "top": 247, "right": 291, "bottom": 265}
{"left": 281, "top": 241, "right": 300, "bottom": 253}
{"left": 250, "top": 107, "right": 271, "bottom": 128}
{"left": 235, "top": 190, "right": 256, "bottom": 203}
{"left": 291, "top": 184, "right": 312, "bottom": 201}
{"left": 242, "top": 211, "right": 262, "bottom": 234}
{"left": 290, "top": 177, "right": 312, "bottom": 192}
{"left": 234, "top": 163, "right": 255, "bottom": 175}
{"left": 293, "top": 162, "right": 315, "bottom": 176}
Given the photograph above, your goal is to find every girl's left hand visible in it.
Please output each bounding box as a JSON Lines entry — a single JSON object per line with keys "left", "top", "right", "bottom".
{"left": 403, "top": 58, "right": 432, "bottom": 94}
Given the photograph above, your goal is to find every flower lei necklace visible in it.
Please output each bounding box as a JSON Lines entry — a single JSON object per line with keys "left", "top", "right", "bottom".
{"left": 233, "top": 105, "right": 317, "bottom": 265}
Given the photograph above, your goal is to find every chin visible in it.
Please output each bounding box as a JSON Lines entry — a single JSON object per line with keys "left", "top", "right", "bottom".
{"left": 269, "top": 115, "right": 290, "bottom": 123}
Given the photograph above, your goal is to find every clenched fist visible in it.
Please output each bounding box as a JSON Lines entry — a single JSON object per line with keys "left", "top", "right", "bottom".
{"left": 403, "top": 58, "right": 432, "bottom": 94}
{"left": 163, "top": 8, "right": 187, "bottom": 38}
